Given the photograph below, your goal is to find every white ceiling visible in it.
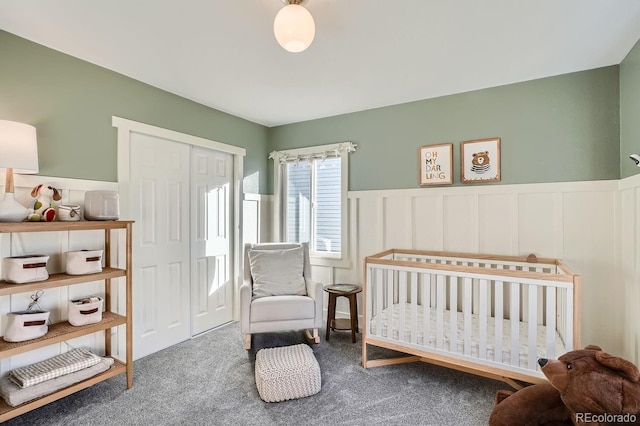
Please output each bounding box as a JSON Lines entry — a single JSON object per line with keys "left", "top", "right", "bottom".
{"left": 2, "top": 1, "right": 640, "bottom": 127}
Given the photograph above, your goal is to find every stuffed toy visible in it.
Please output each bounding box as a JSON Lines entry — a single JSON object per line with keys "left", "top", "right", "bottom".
{"left": 27, "top": 184, "right": 61, "bottom": 222}
{"left": 539, "top": 345, "right": 640, "bottom": 425}
{"left": 489, "top": 345, "right": 640, "bottom": 425}
{"left": 489, "top": 383, "right": 572, "bottom": 425}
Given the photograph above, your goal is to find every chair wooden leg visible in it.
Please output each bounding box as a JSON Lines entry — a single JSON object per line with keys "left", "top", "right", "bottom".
{"left": 244, "top": 334, "right": 251, "bottom": 350}
{"left": 304, "top": 329, "right": 320, "bottom": 344}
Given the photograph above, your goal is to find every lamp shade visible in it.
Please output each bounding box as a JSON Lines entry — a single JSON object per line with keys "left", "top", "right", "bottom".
{"left": 274, "top": 4, "right": 315, "bottom": 53}
{"left": 0, "top": 120, "right": 39, "bottom": 174}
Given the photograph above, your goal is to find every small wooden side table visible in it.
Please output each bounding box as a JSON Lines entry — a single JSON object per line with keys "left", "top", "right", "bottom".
{"left": 324, "top": 284, "right": 362, "bottom": 343}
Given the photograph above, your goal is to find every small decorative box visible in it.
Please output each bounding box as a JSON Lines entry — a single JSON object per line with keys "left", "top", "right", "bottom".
{"left": 58, "top": 204, "right": 81, "bottom": 221}
{"left": 68, "top": 297, "right": 103, "bottom": 326}
{"left": 2, "top": 255, "right": 50, "bottom": 284}
{"left": 65, "top": 250, "right": 103, "bottom": 275}
{"left": 3, "top": 310, "right": 50, "bottom": 342}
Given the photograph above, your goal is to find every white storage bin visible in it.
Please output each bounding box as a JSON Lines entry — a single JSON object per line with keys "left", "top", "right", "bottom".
{"left": 3, "top": 255, "right": 49, "bottom": 284}
{"left": 68, "top": 297, "right": 103, "bottom": 326}
{"left": 65, "top": 250, "right": 103, "bottom": 275}
{"left": 58, "top": 204, "right": 81, "bottom": 221}
{"left": 3, "top": 310, "right": 50, "bottom": 342}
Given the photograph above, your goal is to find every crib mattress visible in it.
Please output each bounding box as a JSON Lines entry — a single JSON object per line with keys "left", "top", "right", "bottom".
{"left": 368, "top": 304, "right": 566, "bottom": 369}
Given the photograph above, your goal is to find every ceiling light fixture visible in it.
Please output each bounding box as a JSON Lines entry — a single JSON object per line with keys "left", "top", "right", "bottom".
{"left": 274, "top": 0, "right": 315, "bottom": 53}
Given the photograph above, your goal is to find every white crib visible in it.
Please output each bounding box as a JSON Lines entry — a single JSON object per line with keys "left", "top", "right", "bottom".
{"left": 362, "top": 249, "right": 581, "bottom": 388}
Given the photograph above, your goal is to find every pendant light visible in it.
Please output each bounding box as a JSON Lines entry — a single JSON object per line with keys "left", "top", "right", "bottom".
{"left": 274, "top": 0, "right": 315, "bottom": 53}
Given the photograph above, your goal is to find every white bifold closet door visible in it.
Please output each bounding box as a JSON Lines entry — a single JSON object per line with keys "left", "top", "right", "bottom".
{"left": 130, "top": 133, "right": 233, "bottom": 359}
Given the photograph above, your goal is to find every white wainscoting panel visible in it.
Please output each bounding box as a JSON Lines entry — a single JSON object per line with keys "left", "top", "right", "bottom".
{"left": 243, "top": 194, "right": 273, "bottom": 246}
{"left": 478, "top": 193, "right": 515, "bottom": 255}
{"left": 620, "top": 174, "right": 640, "bottom": 364}
{"left": 413, "top": 195, "right": 445, "bottom": 251}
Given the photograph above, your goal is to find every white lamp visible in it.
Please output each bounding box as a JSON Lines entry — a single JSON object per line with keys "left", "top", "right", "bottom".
{"left": 0, "top": 120, "right": 39, "bottom": 222}
{"left": 274, "top": 0, "right": 315, "bottom": 53}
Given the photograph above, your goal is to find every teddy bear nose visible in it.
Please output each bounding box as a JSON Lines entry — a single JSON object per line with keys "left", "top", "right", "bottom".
{"left": 538, "top": 358, "right": 548, "bottom": 367}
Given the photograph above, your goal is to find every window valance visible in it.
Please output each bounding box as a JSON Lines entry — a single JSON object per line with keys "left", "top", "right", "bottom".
{"left": 269, "top": 141, "right": 356, "bottom": 164}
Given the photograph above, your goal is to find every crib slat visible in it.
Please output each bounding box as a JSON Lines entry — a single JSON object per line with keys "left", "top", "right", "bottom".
{"left": 436, "top": 274, "right": 445, "bottom": 350}
{"left": 566, "top": 286, "right": 574, "bottom": 351}
{"left": 411, "top": 272, "right": 418, "bottom": 345}
{"left": 546, "top": 286, "right": 557, "bottom": 357}
{"left": 399, "top": 271, "right": 407, "bottom": 343}
{"left": 557, "top": 285, "right": 567, "bottom": 350}
{"left": 472, "top": 262, "right": 480, "bottom": 314}
{"left": 423, "top": 273, "right": 431, "bottom": 346}
{"left": 528, "top": 284, "right": 538, "bottom": 369}
{"left": 463, "top": 277, "right": 472, "bottom": 356}
{"left": 479, "top": 279, "right": 488, "bottom": 360}
{"left": 494, "top": 280, "right": 504, "bottom": 363}
{"left": 376, "top": 268, "right": 383, "bottom": 338}
{"left": 430, "top": 270, "right": 437, "bottom": 308}
{"left": 366, "top": 266, "right": 372, "bottom": 336}
{"left": 387, "top": 269, "right": 394, "bottom": 340}
{"left": 449, "top": 276, "right": 458, "bottom": 354}
{"left": 510, "top": 281, "right": 520, "bottom": 367}
{"left": 536, "top": 267, "right": 544, "bottom": 326}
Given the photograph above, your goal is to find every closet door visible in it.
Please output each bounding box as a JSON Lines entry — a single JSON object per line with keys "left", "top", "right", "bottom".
{"left": 191, "top": 147, "right": 234, "bottom": 335}
{"left": 130, "top": 132, "right": 191, "bottom": 359}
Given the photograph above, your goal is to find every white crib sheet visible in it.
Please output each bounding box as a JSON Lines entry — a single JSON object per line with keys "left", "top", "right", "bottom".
{"left": 369, "top": 303, "right": 567, "bottom": 369}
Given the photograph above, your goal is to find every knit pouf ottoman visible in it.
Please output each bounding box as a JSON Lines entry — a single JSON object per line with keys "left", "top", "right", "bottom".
{"left": 254, "top": 344, "right": 321, "bottom": 402}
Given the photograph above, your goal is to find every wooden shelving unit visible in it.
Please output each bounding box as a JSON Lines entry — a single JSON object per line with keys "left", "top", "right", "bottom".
{"left": 0, "top": 220, "right": 133, "bottom": 423}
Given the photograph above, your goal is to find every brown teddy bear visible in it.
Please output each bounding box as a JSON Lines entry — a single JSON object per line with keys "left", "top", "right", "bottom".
{"left": 489, "top": 383, "right": 572, "bottom": 425}
{"left": 539, "top": 345, "right": 640, "bottom": 425}
{"left": 489, "top": 345, "right": 640, "bottom": 425}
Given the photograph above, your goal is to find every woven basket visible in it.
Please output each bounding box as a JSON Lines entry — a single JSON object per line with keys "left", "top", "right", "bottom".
{"left": 254, "top": 344, "right": 321, "bottom": 402}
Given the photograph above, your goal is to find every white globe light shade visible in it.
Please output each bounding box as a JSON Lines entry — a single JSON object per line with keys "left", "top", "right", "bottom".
{"left": 274, "top": 4, "right": 315, "bottom": 53}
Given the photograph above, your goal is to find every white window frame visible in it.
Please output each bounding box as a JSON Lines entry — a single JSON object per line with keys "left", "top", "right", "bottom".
{"left": 271, "top": 142, "right": 355, "bottom": 268}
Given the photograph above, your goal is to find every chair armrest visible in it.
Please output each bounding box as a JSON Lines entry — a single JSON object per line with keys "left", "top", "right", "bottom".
{"left": 306, "top": 279, "right": 324, "bottom": 328}
{"left": 240, "top": 279, "right": 252, "bottom": 334}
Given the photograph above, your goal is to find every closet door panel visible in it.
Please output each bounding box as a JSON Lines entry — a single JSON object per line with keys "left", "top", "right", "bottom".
{"left": 130, "top": 133, "right": 191, "bottom": 359}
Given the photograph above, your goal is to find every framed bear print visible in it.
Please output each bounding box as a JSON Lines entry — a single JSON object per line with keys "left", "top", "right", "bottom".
{"left": 461, "top": 137, "right": 501, "bottom": 184}
{"left": 419, "top": 143, "right": 453, "bottom": 186}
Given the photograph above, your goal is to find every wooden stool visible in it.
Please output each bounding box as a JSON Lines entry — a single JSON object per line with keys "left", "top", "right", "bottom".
{"left": 324, "top": 284, "right": 362, "bottom": 343}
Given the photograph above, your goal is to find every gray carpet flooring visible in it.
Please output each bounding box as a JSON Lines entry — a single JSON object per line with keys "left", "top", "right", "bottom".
{"left": 4, "top": 322, "right": 508, "bottom": 425}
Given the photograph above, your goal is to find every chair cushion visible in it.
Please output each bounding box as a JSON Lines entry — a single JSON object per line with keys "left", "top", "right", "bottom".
{"left": 248, "top": 247, "right": 306, "bottom": 299}
{"left": 250, "top": 295, "right": 315, "bottom": 323}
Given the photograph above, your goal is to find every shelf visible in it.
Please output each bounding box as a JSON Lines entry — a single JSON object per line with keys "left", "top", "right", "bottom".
{"left": 0, "top": 358, "right": 126, "bottom": 422}
{"left": 0, "top": 220, "right": 133, "bottom": 233}
{"left": 0, "top": 312, "right": 127, "bottom": 359}
{"left": 0, "top": 218, "right": 133, "bottom": 422}
{"left": 0, "top": 268, "right": 127, "bottom": 297}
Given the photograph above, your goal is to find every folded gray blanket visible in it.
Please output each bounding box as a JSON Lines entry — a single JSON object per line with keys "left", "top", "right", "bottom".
{"left": 0, "top": 357, "right": 114, "bottom": 407}
{"left": 9, "top": 348, "right": 102, "bottom": 388}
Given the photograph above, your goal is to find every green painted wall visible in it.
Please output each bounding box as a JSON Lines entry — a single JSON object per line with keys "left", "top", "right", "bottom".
{"left": 621, "top": 39, "right": 640, "bottom": 178}
{"left": 1, "top": 29, "right": 628, "bottom": 195}
{"left": 269, "top": 67, "right": 620, "bottom": 193}
{"left": 0, "top": 31, "right": 270, "bottom": 194}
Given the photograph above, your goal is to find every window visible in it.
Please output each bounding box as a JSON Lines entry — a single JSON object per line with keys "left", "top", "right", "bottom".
{"left": 271, "top": 142, "right": 356, "bottom": 264}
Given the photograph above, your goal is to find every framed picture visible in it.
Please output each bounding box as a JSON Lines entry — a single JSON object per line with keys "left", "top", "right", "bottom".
{"left": 461, "top": 137, "right": 501, "bottom": 184}
{"left": 418, "top": 143, "right": 453, "bottom": 186}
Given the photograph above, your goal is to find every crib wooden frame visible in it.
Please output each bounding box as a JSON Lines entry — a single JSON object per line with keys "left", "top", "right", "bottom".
{"left": 362, "top": 249, "right": 581, "bottom": 388}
